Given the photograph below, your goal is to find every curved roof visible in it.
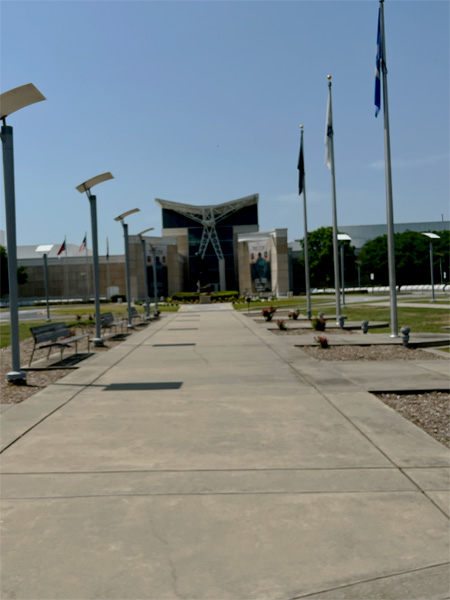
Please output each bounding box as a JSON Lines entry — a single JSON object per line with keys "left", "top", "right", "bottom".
{"left": 155, "top": 194, "right": 258, "bottom": 216}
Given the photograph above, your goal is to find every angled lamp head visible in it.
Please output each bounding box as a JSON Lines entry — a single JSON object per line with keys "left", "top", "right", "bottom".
{"left": 0, "top": 83, "right": 46, "bottom": 121}
{"left": 337, "top": 233, "right": 351, "bottom": 241}
{"left": 76, "top": 172, "right": 114, "bottom": 194}
{"left": 36, "top": 244, "right": 53, "bottom": 253}
{"left": 114, "top": 208, "right": 140, "bottom": 222}
{"left": 137, "top": 228, "right": 154, "bottom": 237}
{"left": 421, "top": 232, "right": 440, "bottom": 240}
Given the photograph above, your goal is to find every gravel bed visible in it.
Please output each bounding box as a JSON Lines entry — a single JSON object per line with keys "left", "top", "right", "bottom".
{"left": 271, "top": 328, "right": 353, "bottom": 335}
{"left": 300, "top": 345, "right": 447, "bottom": 361}
{"left": 375, "top": 391, "right": 449, "bottom": 448}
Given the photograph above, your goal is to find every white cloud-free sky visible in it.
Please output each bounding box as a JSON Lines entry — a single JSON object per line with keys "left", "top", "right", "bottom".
{"left": 1, "top": 0, "right": 449, "bottom": 255}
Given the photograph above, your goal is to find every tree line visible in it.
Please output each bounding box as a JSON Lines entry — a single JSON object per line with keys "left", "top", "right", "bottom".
{"left": 293, "top": 227, "right": 450, "bottom": 292}
{"left": 0, "top": 246, "right": 28, "bottom": 297}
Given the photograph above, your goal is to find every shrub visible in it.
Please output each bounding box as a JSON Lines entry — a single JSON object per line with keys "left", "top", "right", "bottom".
{"left": 111, "top": 294, "right": 126, "bottom": 303}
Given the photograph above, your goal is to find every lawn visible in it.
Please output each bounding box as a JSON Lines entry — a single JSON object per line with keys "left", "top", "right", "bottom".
{"left": 235, "top": 297, "right": 450, "bottom": 335}
{"left": 334, "top": 304, "right": 449, "bottom": 334}
{"left": 0, "top": 303, "right": 178, "bottom": 349}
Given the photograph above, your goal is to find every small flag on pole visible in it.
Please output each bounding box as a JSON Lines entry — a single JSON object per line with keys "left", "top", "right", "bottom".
{"left": 297, "top": 129, "right": 305, "bottom": 195}
{"left": 78, "top": 235, "right": 87, "bottom": 253}
{"left": 57, "top": 239, "right": 66, "bottom": 256}
{"left": 325, "top": 91, "right": 333, "bottom": 169}
{"left": 374, "top": 5, "right": 383, "bottom": 117}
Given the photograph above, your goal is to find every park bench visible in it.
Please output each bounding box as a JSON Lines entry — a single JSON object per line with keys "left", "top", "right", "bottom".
{"left": 29, "top": 322, "right": 90, "bottom": 366}
{"left": 130, "top": 306, "right": 145, "bottom": 324}
{"left": 98, "top": 312, "right": 127, "bottom": 335}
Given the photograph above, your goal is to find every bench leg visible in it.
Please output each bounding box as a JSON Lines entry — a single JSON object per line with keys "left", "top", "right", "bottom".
{"left": 29, "top": 345, "right": 36, "bottom": 367}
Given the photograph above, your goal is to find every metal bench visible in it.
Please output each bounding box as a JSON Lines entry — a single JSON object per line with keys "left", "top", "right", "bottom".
{"left": 98, "top": 312, "right": 127, "bottom": 335}
{"left": 29, "top": 322, "right": 90, "bottom": 366}
{"left": 129, "top": 307, "right": 144, "bottom": 324}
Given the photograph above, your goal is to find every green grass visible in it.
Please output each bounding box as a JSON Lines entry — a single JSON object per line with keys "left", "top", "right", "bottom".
{"left": 340, "top": 304, "right": 449, "bottom": 334}
{"left": 0, "top": 304, "right": 178, "bottom": 349}
{"left": 235, "top": 298, "right": 450, "bottom": 335}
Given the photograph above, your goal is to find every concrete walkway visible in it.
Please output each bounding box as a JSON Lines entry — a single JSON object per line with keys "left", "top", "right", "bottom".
{"left": 1, "top": 305, "right": 449, "bottom": 599}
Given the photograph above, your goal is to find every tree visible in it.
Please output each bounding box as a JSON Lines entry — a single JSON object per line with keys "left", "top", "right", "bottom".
{"left": 297, "top": 226, "right": 357, "bottom": 288}
{"left": 358, "top": 230, "right": 450, "bottom": 286}
{"left": 0, "top": 245, "right": 28, "bottom": 297}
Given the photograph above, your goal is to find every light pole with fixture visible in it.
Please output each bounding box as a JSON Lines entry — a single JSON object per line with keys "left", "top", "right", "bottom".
{"left": 137, "top": 227, "right": 154, "bottom": 320}
{"left": 421, "top": 232, "right": 440, "bottom": 302}
{"left": 114, "top": 208, "right": 140, "bottom": 328}
{"left": 1, "top": 83, "right": 46, "bottom": 382}
{"left": 337, "top": 233, "right": 351, "bottom": 308}
{"left": 35, "top": 245, "right": 53, "bottom": 322}
{"left": 76, "top": 172, "right": 114, "bottom": 345}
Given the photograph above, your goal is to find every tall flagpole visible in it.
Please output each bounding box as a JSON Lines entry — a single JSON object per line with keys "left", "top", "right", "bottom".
{"left": 85, "top": 232, "right": 90, "bottom": 301}
{"left": 298, "top": 125, "right": 311, "bottom": 319}
{"left": 376, "top": 0, "right": 398, "bottom": 336}
{"left": 64, "top": 235, "right": 69, "bottom": 303}
{"left": 106, "top": 236, "right": 111, "bottom": 298}
{"left": 325, "top": 75, "right": 341, "bottom": 323}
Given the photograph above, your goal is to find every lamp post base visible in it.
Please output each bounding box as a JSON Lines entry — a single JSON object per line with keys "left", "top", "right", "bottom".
{"left": 92, "top": 337, "right": 105, "bottom": 347}
{"left": 7, "top": 370, "right": 27, "bottom": 383}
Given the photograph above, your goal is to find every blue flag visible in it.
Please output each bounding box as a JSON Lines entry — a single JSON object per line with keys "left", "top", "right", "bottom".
{"left": 374, "top": 6, "right": 382, "bottom": 117}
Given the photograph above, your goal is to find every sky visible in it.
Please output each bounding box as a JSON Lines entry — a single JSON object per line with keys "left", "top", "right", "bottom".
{"left": 1, "top": 0, "right": 449, "bottom": 256}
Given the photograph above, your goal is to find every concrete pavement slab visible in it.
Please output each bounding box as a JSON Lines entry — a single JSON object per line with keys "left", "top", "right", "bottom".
{"left": 1, "top": 390, "right": 393, "bottom": 472}
{"left": 1, "top": 307, "right": 449, "bottom": 599}
{"left": 1, "top": 492, "right": 449, "bottom": 600}
{"left": 317, "top": 361, "right": 450, "bottom": 392}
{"left": 296, "top": 563, "right": 450, "bottom": 599}
{"left": 403, "top": 467, "right": 449, "bottom": 490}
{"left": 427, "top": 491, "right": 450, "bottom": 516}
{"left": 320, "top": 391, "right": 449, "bottom": 467}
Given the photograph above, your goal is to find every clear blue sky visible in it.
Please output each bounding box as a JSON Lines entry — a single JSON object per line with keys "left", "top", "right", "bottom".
{"left": 1, "top": 0, "right": 449, "bottom": 255}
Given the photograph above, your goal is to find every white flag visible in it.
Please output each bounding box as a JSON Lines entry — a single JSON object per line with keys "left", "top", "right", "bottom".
{"left": 325, "top": 91, "right": 333, "bottom": 170}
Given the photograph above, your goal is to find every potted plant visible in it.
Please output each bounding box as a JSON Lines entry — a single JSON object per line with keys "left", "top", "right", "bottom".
{"left": 311, "top": 316, "right": 326, "bottom": 331}
{"left": 315, "top": 335, "right": 329, "bottom": 348}
{"left": 262, "top": 306, "right": 277, "bottom": 322}
{"left": 288, "top": 309, "right": 301, "bottom": 320}
{"left": 276, "top": 319, "right": 287, "bottom": 331}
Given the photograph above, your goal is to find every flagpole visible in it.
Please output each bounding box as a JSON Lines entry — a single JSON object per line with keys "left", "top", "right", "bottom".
{"left": 106, "top": 236, "right": 111, "bottom": 299}
{"left": 326, "top": 76, "right": 341, "bottom": 323}
{"left": 379, "top": 0, "right": 398, "bottom": 336}
{"left": 84, "top": 232, "right": 90, "bottom": 301}
{"left": 64, "top": 235, "right": 69, "bottom": 303}
{"left": 299, "top": 125, "right": 311, "bottom": 319}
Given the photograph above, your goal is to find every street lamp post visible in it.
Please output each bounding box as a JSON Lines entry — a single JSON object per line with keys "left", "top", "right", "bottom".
{"left": 337, "top": 233, "right": 351, "bottom": 309}
{"left": 115, "top": 209, "right": 140, "bottom": 328}
{"left": 76, "top": 172, "right": 114, "bottom": 346}
{"left": 137, "top": 227, "right": 154, "bottom": 320}
{"left": 1, "top": 83, "right": 46, "bottom": 382}
{"left": 150, "top": 244, "right": 159, "bottom": 316}
{"left": 36, "top": 245, "right": 53, "bottom": 322}
{"left": 421, "top": 232, "right": 440, "bottom": 302}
